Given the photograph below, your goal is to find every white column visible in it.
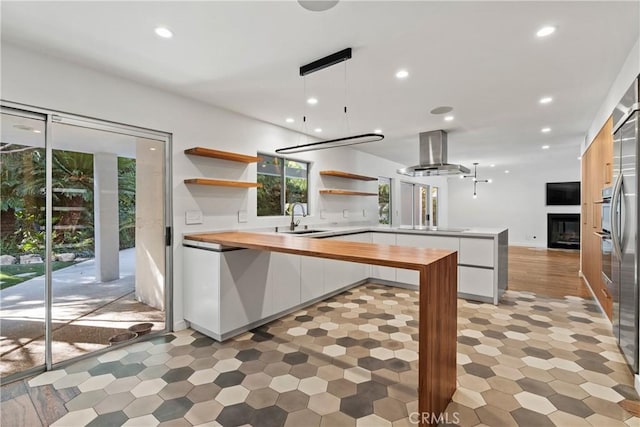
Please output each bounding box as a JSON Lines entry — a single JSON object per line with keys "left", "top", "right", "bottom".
{"left": 135, "top": 139, "right": 165, "bottom": 310}
{"left": 94, "top": 152, "right": 120, "bottom": 282}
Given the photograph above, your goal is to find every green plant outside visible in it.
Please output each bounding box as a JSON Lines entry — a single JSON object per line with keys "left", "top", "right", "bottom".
{"left": 0, "top": 145, "right": 136, "bottom": 259}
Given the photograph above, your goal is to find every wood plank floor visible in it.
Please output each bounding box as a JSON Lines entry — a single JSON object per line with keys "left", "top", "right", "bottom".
{"left": 508, "top": 246, "right": 592, "bottom": 298}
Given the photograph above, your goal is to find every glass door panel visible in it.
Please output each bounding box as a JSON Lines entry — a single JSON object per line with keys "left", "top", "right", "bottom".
{"left": 0, "top": 110, "right": 47, "bottom": 378}
{"left": 50, "top": 122, "right": 166, "bottom": 364}
{"left": 431, "top": 187, "right": 439, "bottom": 227}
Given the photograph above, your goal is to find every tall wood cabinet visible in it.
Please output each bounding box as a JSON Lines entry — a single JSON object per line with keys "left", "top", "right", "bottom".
{"left": 581, "top": 117, "right": 613, "bottom": 319}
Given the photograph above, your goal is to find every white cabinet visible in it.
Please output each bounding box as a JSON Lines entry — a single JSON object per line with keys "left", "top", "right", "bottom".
{"left": 459, "top": 238, "right": 494, "bottom": 267}
{"left": 220, "top": 249, "right": 271, "bottom": 334}
{"left": 184, "top": 247, "right": 297, "bottom": 340}
{"left": 459, "top": 266, "right": 494, "bottom": 298}
{"left": 396, "top": 234, "right": 460, "bottom": 251}
{"left": 269, "top": 253, "right": 301, "bottom": 314}
{"left": 183, "top": 246, "right": 221, "bottom": 336}
{"left": 395, "top": 234, "right": 460, "bottom": 286}
{"left": 300, "top": 255, "right": 325, "bottom": 303}
{"left": 323, "top": 234, "right": 370, "bottom": 293}
{"left": 371, "top": 232, "right": 396, "bottom": 282}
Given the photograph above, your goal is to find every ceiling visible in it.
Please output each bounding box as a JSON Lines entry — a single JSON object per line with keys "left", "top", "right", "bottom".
{"left": 2, "top": 1, "right": 638, "bottom": 173}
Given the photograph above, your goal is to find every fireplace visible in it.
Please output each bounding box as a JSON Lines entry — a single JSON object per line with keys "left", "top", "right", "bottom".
{"left": 547, "top": 214, "right": 580, "bottom": 250}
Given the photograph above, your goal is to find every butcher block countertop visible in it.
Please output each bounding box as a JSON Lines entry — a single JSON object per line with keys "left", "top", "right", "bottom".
{"left": 183, "top": 231, "right": 455, "bottom": 270}
{"left": 183, "top": 230, "right": 457, "bottom": 426}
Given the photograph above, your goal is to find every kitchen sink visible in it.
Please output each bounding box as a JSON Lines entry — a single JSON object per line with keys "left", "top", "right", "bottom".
{"left": 280, "top": 229, "right": 328, "bottom": 235}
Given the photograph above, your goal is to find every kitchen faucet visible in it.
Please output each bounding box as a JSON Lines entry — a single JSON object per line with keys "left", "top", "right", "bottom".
{"left": 290, "top": 202, "right": 306, "bottom": 231}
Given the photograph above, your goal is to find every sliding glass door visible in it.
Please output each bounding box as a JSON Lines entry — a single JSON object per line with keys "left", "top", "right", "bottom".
{"left": 49, "top": 120, "right": 168, "bottom": 365}
{"left": 0, "top": 105, "right": 171, "bottom": 379}
{"left": 0, "top": 108, "right": 47, "bottom": 377}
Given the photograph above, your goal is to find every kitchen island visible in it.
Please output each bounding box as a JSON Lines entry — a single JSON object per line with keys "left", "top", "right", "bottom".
{"left": 183, "top": 231, "right": 457, "bottom": 424}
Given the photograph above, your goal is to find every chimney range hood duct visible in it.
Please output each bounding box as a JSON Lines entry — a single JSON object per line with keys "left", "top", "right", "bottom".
{"left": 397, "top": 130, "right": 470, "bottom": 176}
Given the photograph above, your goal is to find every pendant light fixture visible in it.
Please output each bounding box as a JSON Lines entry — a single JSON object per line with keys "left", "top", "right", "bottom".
{"left": 462, "top": 163, "right": 492, "bottom": 198}
{"left": 276, "top": 48, "right": 384, "bottom": 154}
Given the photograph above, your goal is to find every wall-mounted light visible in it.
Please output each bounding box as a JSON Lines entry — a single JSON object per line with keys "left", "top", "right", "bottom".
{"left": 462, "top": 162, "right": 491, "bottom": 198}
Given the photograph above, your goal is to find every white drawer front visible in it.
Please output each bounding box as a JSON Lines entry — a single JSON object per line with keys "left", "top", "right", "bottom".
{"left": 459, "top": 266, "right": 494, "bottom": 297}
{"left": 459, "top": 238, "right": 494, "bottom": 267}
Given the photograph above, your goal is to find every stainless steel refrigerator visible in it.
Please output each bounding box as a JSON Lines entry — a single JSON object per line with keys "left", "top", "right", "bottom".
{"left": 610, "top": 75, "right": 639, "bottom": 374}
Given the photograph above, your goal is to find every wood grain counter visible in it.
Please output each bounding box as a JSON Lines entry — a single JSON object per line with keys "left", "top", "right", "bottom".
{"left": 183, "top": 231, "right": 458, "bottom": 425}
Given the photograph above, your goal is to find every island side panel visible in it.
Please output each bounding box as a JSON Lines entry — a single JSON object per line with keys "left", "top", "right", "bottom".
{"left": 418, "top": 252, "right": 458, "bottom": 426}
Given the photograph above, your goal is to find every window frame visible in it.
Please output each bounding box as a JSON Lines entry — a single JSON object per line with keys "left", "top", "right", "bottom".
{"left": 257, "top": 152, "right": 310, "bottom": 217}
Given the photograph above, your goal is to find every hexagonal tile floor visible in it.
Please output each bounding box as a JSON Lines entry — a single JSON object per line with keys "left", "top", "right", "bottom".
{"left": 2, "top": 284, "right": 639, "bottom": 426}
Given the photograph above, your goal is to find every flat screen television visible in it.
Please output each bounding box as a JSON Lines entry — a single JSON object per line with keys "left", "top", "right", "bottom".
{"left": 546, "top": 181, "right": 581, "bottom": 206}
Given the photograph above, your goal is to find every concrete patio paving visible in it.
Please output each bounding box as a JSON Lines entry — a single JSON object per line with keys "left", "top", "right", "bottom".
{"left": 0, "top": 248, "right": 164, "bottom": 377}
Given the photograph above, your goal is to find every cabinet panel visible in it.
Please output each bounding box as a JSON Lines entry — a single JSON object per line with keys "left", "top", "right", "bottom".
{"left": 395, "top": 234, "right": 459, "bottom": 286}
{"left": 220, "top": 250, "right": 271, "bottom": 333}
{"left": 371, "top": 233, "right": 397, "bottom": 281}
{"left": 459, "top": 266, "right": 493, "bottom": 298}
{"left": 324, "top": 259, "right": 357, "bottom": 293}
{"left": 324, "top": 234, "right": 370, "bottom": 288}
{"left": 183, "top": 247, "right": 221, "bottom": 333}
{"left": 581, "top": 117, "right": 613, "bottom": 320}
{"left": 301, "top": 256, "right": 325, "bottom": 303}
{"left": 270, "top": 253, "right": 301, "bottom": 315}
{"left": 459, "top": 238, "right": 494, "bottom": 267}
{"left": 396, "top": 268, "right": 419, "bottom": 286}
{"left": 396, "top": 233, "right": 460, "bottom": 251}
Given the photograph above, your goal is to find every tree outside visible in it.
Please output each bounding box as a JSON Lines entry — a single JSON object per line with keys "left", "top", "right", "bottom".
{"left": 0, "top": 144, "right": 136, "bottom": 288}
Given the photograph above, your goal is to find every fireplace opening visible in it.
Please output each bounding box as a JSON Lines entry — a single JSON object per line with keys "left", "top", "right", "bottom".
{"left": 547, "top": 213, "right": 580, "bottom": 250}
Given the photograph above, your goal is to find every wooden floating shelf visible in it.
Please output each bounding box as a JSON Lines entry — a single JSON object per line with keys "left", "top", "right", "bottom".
{"left": 185, "top": 147, "right": 261, "bottom": 163}
{"left": 320, "top": 189, "right": 378, "bottom": 196}
{"left": 185, "top": 178, "right": 261, "bottom": 188}
{"left": 319, "top": 170, "right": 377, "bottom": 181}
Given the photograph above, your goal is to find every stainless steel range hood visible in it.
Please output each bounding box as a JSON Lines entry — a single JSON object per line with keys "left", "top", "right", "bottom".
{"left": 397, "top": 130, "right": 470, "bottom": 176}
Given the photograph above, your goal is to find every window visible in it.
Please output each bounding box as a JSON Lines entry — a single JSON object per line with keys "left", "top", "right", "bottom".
{"left": 257, "top": 154, "right": 308, "bottom": 216}
{"left": 378, "top": 177, "right": 391, "bottom": 225}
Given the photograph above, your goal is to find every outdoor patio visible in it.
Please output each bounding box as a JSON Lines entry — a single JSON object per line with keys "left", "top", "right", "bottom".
{"left": 0, "top": 248, "right": 164, "bottom": 377}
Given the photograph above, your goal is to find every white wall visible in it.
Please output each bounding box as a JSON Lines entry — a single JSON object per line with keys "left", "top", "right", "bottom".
{"left": 584, "top": 36, "right": 640, "bottom": 153}
{"left": 447, "top": 154, "right": 580, "bottom": 247}
{"left": 1, "top": 43, "right": 438, "bottom": 330}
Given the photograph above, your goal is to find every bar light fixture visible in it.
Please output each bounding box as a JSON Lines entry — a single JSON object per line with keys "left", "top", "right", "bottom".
{"left": 276, "top": 48, "right": 384, "bottom": 155}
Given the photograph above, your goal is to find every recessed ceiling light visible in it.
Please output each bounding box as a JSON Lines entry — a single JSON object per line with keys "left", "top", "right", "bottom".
{"left": 541, "top": 127, "right": 551, "bottom": 133}
{"left": 395, "top": 70, "right": 409, "bottom": 79}
{"left": 536, "top": 26, "right": 556, "bottom": 38}
{"left": 488, "top": 179, "right": 493, "bottom": 183}
{"left": 577, "top": 156, "right": 582, "bottom": 160}
{"left": 150, "top": 147, "right": 157, "bottom": 151}
{"left": 314, "top": 128, "right": 322, "bottom": 133}
{"left": 307, "top": 97, "right": 318, "bottom": 105}
{"left": 33, "top": 129, "right": 42, "bottom": 134}
{"left": 444, "top": 115, "right": 454, "bottom": 122}
{"left": 490, "top": 164, "right": 495, "bottom": 168}
{"left": 374, "top": 129, "right": 382, "bottom": 134}
{"left": 286, "top": 118, "right": 295, "bottom": 123}
{"left": 154, "top": 27, "right": 173, "bottom": 39}
{"left": 539, "top": 96, "right": 553, "bottom": 104}
{"left": 542, "top": 145, "right": 550, "bottom": 149}
{"left": 505, "top": 170, "right": 510, "bottom": 174}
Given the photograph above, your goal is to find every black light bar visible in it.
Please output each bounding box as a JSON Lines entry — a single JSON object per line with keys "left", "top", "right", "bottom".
{"left": 276, "top": 133, "right": 384, "bottom": 154}
{"left": 299, "top": 48, "right": 352, "bottom": 76}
